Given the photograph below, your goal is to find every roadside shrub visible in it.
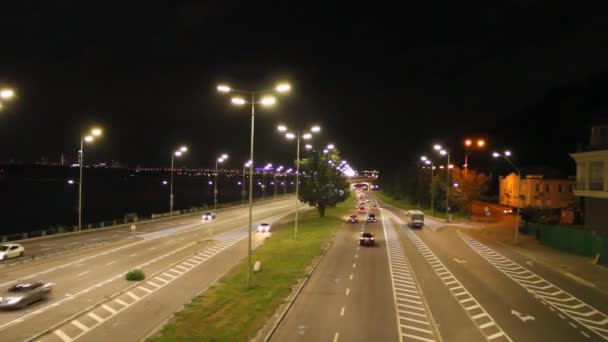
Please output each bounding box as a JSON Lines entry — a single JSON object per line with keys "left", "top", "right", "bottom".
{"left": 126, "top": 269, "right": 145, "bottom": 281}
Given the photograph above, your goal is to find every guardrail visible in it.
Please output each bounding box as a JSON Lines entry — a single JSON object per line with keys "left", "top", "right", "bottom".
{"left": 1, "top": 195, "right": 293, "bottom": 244}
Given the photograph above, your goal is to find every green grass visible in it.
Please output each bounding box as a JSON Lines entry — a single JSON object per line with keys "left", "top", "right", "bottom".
{"left": 149, "top": 198, "right": 354, "bottom": 342}
{"left": 126, "top": 269, "right": 146, "bottom": 281}
{"left": 375, "top": 192, "right": 469, "bottom": 220}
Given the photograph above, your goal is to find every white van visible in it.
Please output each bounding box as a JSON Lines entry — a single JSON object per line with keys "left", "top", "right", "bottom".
{"left": 406, "top": 210, "right": 424, "bottom": 228}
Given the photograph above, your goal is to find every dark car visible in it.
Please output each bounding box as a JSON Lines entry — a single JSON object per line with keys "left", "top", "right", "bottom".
{"left": 366, "top": 214, "right": 377, "bottom": 223}
{"left": 358, "top": 206, "right": 366, "bottom": 214}
{"left": 0, "top": 281, "right": 53, "bottom": 309}
{"left": 360, "top": 232, "right": 375, "bottom": 246}
{"left": 348, "top": 215, "right": 359, "bottom": 223}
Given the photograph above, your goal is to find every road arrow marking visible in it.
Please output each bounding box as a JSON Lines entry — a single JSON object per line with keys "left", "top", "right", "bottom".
{"left": 453, "top": 258, "right": 467, "bottom": 264}
{"left": 512, "top": 309, "right": 535, "bottom": 322}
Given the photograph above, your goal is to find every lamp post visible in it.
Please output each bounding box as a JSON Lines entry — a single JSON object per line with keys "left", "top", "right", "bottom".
{"left": 242, "top": 160, "right": 251, "bottom": 203}
{"left": 217, "top": 82, "right": 290, "bottom": 288}
{"left": 421, "top": 156, "right": 435, "bottom": 216}
{"left": 434, "top": 144, "right": 451, "bottom": 221}
{"left": 464, "top": 138, "right": 485, "bottom": 172}
{"left": 214, "top": 153, "right": 228, "bottom": 211}
{"left": 78, "top": 127, "right": 103, "bottom": 231}
{"left": 170, "top": 146, "right": 188, "bottom": 216}
{"left": 278, "top": 124, "right": 320, "bottom": 240}
{"left": 493, "top": 150, "right": 521, "bottom": 244}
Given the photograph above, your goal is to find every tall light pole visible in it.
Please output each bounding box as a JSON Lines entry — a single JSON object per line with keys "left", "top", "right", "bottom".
{"left": 464, "top": 138, "right": 486, "bottom": 173}
{"left": 217, "top": 82, "right": 290, "bottom": 288}
{"left": 170, "top": 146, "right": 188, "bottom": 216}
{"left": 278, "top": 124, "right": 320, "bottom": 240}
{"left": 493, "top": 150, "right": 521, "bottom": 244}
{"left": 78, "top": 127, "right": 103, "bottom": 231}
{"left": 421, "top": 156, "right": 435, "bottom": 216}
{"left": 242, "top": 160, "right": 251, "bottom": 203}
{"left": 214, "top": 153, "right": 228, "bottom": 211}
{"left": 434, "top": 144, "right": 451, "bottom": 221}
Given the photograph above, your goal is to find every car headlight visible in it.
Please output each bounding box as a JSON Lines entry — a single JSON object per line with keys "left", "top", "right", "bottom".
{"left": 6, "top": 297, "right": 22, "bottom": 305}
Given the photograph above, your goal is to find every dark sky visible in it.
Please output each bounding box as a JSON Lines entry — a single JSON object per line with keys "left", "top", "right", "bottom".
{"left": 0, "top": 2, "right": 607, "bottom": 174}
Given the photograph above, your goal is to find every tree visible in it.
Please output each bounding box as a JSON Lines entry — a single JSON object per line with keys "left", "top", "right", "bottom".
{"left": 298, "top": 148, "right": 351, "bottom": 217}
{"left": 436, "top": 166, "right": 490, "bottom": 213}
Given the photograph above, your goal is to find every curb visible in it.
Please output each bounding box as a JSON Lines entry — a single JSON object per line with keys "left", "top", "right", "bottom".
{"left": 262, "top": 229, "right": 339, "bottom": 342}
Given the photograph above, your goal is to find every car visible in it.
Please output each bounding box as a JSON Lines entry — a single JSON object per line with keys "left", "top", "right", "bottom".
{"left": 0, "top": 244, "right": 24, "bottom": 261}
{"left": 358, "top": 206, "right": 366, "bottom": 213}
{"left": 366, "top": 214, "right": 377, "bottom": 223}
{"left": 503, "top": 208, "right": 513, "bottom": 214}
{"left": 348, "top": 215, "right": 359, "bottom": 223}
{"left": 359, "top": 232, "right": 375, "bottom": 246}
{"left": 202, "top": 212, "right": 216, "bottom": 220}
{"left": 371, "top": 204, "right": 379, "bottom": 210}
{"left": 0, "top": 281, "right": 53, "bottom": 309}
{"left": 257, "top": 223, "right": 271, "bottom": 233}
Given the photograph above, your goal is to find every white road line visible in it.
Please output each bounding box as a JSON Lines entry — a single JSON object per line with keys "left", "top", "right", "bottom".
{"left": 54, "top": 329, "right": 72, "bottom": 342}
{"left": 138, "top": 286, "right": 153, "bottom": 293}
{"left": 346, "top": 288, "right": 350, "bottom": 296}
{"left": 350, "top": 274, "right": 354, "bottom": 280}
{"left": 147, "top": 281, "right": 161, "bottom": 288}
{"left": 71, "top": 320, "right": 89, "bottom": 332}
{"left": 87, "top": 312, "right": 103, "bottom": 323}
{"left": 127, "top": 292, "right": 140, "bottom": 301}
{"left": 340, "top": 306, "right": 345, "bottom": 316}
{"left": 176, "top": 265, "right": 189, "bottom": 271}
{"left": 333, "top": 332, "right": 339, "bottom": 342}
{"left": 459, "top": 232, "right": 608, "bottom": 340}
{"left": 102, "top": 304, "right": 117, "bottom": 314}
{"left": 403, "top": 333, "right": 435, "bottom": 342}
{"left": 129, "top": 254, "right": 137, "bottom": 257}
{"left": 76, "top": 271, "right": 90, "bottom": 277}
{"left": 352, "top": 263, "right": 356, "bottom": 269}
{"left": 155, "top": 277, "right": 169, "bottom": 283}
{"left": 114, "top": 299, "right": 128, "bottom": 307}
{"left": 105, "top": 261, "right": 116, "bottom": 266}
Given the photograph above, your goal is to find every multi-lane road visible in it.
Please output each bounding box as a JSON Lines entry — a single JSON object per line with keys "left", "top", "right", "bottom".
{"left": 270, "top": 193, "right": 608, "bottom": 342}
{"left": 0, "top": 197, "right": 301, "bottom": 341}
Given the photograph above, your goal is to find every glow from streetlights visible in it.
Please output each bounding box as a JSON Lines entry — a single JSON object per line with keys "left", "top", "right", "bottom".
{"left": 434, "top": 144, "right": 442, "bottom": 151}
{"left": 91, "top": 128, "right": 102, "bottom": 136}
{"left": 68, "top": 180, "right": 75, "bottom": 185}
{"left": 478, "top": 139, "right": 486, "bottom": 147}
{"left": 311, "top": 126, "right": 321, "bottom": 132}
{"left": 285, "top": 132, "right": 296, "bottom": 139}
{"left": 420, "top": 156, "right": 428, "bottom": 161}
{"left": 84, "top": 136, "right": 94, "bottom": 142}
{"left": 276, "top": 83, "right": 291, "bottom": 93}
{"left": 0, "top": 89, "right": 14, "bottom": 99}
{"left": 218, "top": 157, "right": 224, "bottom": 163}
{"left": 221, "top": 154, "right": 228, "bottom": 159}
{"left": 327, "top": 144, "right": 335, "bottom": 150}
{"left": 217, "top": 85, "right": 231, "bottom": 93}
{"left": 180, "top": 146, "right": 188, "bottom": 152}
{"left": 231, "top": 97, "right": 246, "bottom": 105}
{"left": 302, "top": 133, "right": 312, "bottom": 139}
{"left": 323, "top": 149, "right": 329, "bottom": 154}
{"left": 465, "top": 139, "right": 472, "bottom": 146}
{"left": 277, "top": 125, "right": 287, "bottom": 132}
{"left": 305, "top": 144, "right": 312, "bottom": 149}
{"left": 440, "top": 150, "right": 447, "bottom": 156}
{"left": 261, "top": 96, "right": 276, "bottom": 106}
{"left": 425, "top": 160, "right": 431, "bottom": 165}
{"left": 492, "top": 152, "right": 500, "bottom": 158}
{"left": 175, "top": 151, "right": 182, "bottom": 157}
{"left": 505, "top": 150, "right": 512, "bottom": 156}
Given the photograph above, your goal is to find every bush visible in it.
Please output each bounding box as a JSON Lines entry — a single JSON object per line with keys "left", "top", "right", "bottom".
{"left": 126, "top": 269, "right": 145, "bottom": 281}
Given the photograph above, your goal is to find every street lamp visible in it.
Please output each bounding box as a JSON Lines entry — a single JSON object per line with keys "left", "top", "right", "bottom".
{"left": 421, "top": 156, "right": 435, "bottom": 216}
{"left": 464, "top": 138, "right": 486, "bottom": 171}
{"left": 434, "top": 144, "right": 451, "bottom": 221}
{"left": 218, "top": 81, "right": 290, "bottom": 288}
{"left": 279, "top": 124, "right": 320, "bottom": 239}
{"left": 214, "top": 153, "right": 229, "bottom": 211}
{"left": 0, "top": 87, "right": 16, "bottom": 112}
{"left": 242, "top": 160, "right": 252, "bottom": 203}
{"left": 77, "top": 127, "right": 103, "bottom": 231}
{"left": 170, "top": 146, "right": 188, "bottom": 216}
{"left": 493, "top": 150, "right": 521, "bottom": 244}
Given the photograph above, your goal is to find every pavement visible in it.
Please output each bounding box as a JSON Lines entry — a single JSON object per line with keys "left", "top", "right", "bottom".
{"left": 0, "top": 197, "right": 301, "bottom": 341}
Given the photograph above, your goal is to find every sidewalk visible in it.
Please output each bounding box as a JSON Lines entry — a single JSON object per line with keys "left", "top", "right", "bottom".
{"left": 460, "top": 217, "right": 608, "bottom": 296}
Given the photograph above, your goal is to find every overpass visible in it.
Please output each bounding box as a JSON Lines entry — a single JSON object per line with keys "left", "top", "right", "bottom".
{"left": 348, "top": 177, "right": 377, "bottom": 191}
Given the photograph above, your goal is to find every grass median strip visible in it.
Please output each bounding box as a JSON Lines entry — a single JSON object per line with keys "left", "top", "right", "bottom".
{"left": 149, "top": 199, "right": 354, "bottom": 342}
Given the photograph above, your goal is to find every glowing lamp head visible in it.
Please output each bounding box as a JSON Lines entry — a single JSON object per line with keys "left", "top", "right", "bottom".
{"left": 0, "top": 88, "right": 15, "bottom": 99}
{"left": 91, "top": 128, "right": 102, "bottom": 136}
{"left": 477, "top": 139, "right": 485, "bottom": 147}
{"left": 434, "top": 144, "right": 442, "bottom": 151}
{"left": 302, "top": 133, "right": 312, "bottom": 140}
{"left": 505, "top": 150, "right": 511, "bottom": 156}
{"left": 305, "top": 144, "right": 312, "bottom": 149}
{"left": 425, "top": 160, "right": 431, "bottom": 165}
{"left": 492, "top": 152, "right": 500, "bottom": 158}
{"left": 311, "top": 126, "right": 321, "bottom": 133}
{"left": 217, "top": 85, "right": 231, "bottom": 93}
{"left": 231, "top": 97, "right": 246, "bottom": 105}
{"left": 440, "top": 150, "right": 447, "bottom": 156}
{"left": 465, "top": 139, "right": 472, "bottom": 146}
{"left": 218, "top": 158, "right": 224, "bottom": 163}
{"left": 221, "top": 154, "right": 228, "bottom": 159}
{"left": 275, "top": 83, "right": 291, "bottom": 93}
{"left": 277, "top": 125, "right": 287, "bottom": 132}
{"left": 84, "top": 136, "right": 94, "bottom": 142}
{"left": 180, "top": 146, "right": 188, "bottom": 152}
{"left": 261, "top": 96, "right": 276, "bottom": 106}
{"left": 327, "top": 144, "right": 335, "bottom": 150}
{"left": 175, "top": 151, "right": 182, "bottom": 157}
{"left": 420, "top": 156, "right": 427, "bottom": 161}
{"left": 285, "top": 132, "right": 296, "bottom": 139}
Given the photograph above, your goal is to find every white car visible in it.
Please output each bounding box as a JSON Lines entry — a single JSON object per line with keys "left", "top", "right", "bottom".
{"left": 0, "top": 244, "right": 25, "bottom": 260}
{"left": 202, "top": 212, "right": 216, "bottom": 220}
{"left": 257, "top": 223, "right": 271, "bottom": 233}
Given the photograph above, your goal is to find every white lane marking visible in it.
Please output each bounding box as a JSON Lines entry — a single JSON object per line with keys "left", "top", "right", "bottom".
{"left": 76, "top": 271, "right": 90, "bottom": 277}
{"left": 176, "top": 265, "right": 189, "bottom": 271}
{"left": 582, "top": 331, "right": 591, "bottom": 338}
{"left": 88, "top": 312, "right": 103, "bottom": 323}
{"left": 352, "top": 263, "right": 356, "bottom": 269}
{"left": 127, "top": 292, "right": 140, "bottom": 300}
{"left": 54, "top": 329, "right": 72, "bottom": 342}
{"left": 138, "top": 286, "right": 153, "bottom": 293}
{"left": 129, "top": 254, "right": 137, "bottom": 257}
{"left": 333, "top": 332, "right": 339, "bottom": 342}
{"left": 340, "top": 306, "right": 345, "bottom": 316}
{"left": 570, "top": 322, "right": 578, "bottom": 329}
{"left": 346, "top": 288, "right": 350, "bottom": 296}
{"left": 389, "top": 210, "right": 511, "bottom": 342}
{"left": 349, "top": 274, "right": 353, "bottom": 280}
{"left": 105, "top": 261, "right": 116, "bottom": 266}
{"left": 459, "top": 232, "right": 608, "bottom": 340}
{"left": 114, "top": 299, "right": 128, "bottom": 307}
{"left": 381, "top": 210, "right": 438, "bottom": 342}
{"left": 102, "top": 304, "right": 117, "bottom": 314}
{"left": 355, "top": 254, "right": 358, "bottom": 259}
{"left": 155, "top": 277, "right": 169, "bottom": 283}
{"left": 71, "top": 320, "right": 89, "bottom": 332}
{"left": 168, "top": 269, "right": 182, "bottom": 275}
{"left": 147, "top": 281, "right": 161, "bottom": 288}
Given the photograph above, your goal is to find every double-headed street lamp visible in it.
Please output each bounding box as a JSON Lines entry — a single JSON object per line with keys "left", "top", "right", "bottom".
{"left": 170, "top": 146, "right": 188, "bottom": 216}
{"left": 78, "top": 127, "right": 103, "bottom": 231}
{"left": 493, "top": 150, "right": 521, "bottom": 244}
{"left": 278, "top": 124, "right": 320, "bottom": 240}
{"left": 434, "top": 144, "right": 452, "bottom": 221}
{"left": 217, "top": 82, "right": 290, "bottom": 288}
{"left": 214, "top": 153, "right": 229, "bottom": 211}
{"left": 464, "top": 138, "right": 486, "bottom": 171}
{"left": 242, "top": 160, "right": 252, "bottom": 203}
{"left": 420, "top": 156, "right": 435, "bottom": 216}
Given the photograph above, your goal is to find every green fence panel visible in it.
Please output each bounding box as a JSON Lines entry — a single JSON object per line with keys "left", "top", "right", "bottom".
{"left": 538, "top": 224, "right": 595, "bottom": 258}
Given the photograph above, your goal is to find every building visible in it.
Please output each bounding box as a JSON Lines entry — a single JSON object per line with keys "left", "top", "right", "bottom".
{"left": 570, "top": 123, "right": 608, "bottom": 233}
{"left": 498, "top": 170, "right": 576, "bottom": 209}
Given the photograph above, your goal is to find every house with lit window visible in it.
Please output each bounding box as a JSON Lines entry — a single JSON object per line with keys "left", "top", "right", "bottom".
{"left": 570, "top": 124, "right": 608, "bottom": 233}
{"left": 498, "top": 168, "right": 576, "bottom": 209}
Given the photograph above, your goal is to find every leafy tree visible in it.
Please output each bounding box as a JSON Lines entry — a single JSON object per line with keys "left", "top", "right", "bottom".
{"left": 436, "top": 166, "right": 490, "bottom": 213}
{"left": 298, "top": 148, "right": 351, "bottom": 217}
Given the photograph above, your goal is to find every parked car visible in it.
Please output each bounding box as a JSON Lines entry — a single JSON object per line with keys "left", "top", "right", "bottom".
{"left": 257, "top": 223, "right": 271, "bottom": 233}
{"left": 0, "top": 281, "right": 53, "bottom": 309}
{"left": 0, "top": 244, "right": 24, "bottom": 261}
{"left": 359, "top": 232, "right": 375, "bottom": 246}
{"left": 202, "top": 212, "right": 216, "bottom": 220}
{"left": 348, "top": 215, "right": 359, "bottom": 223}
{"left": 366, "top": 214, "right": 377, "bottom": 223}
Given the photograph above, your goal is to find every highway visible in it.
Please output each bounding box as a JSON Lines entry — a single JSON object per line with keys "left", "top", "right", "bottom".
{"left": 270, "top": 193, "right": 608, "bottom": 342}
{"left": 0, "top": 197, "right": 300, "bottom": 341}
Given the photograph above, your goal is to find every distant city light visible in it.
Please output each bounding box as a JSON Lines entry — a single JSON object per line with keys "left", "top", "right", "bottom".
{"left": 162, "top": 180, "right": 168, "bottom": 185}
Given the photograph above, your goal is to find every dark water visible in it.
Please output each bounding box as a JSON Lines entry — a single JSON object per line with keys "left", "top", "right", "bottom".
{"left": 0, "top": 165, "right": 293, "bottom": 235}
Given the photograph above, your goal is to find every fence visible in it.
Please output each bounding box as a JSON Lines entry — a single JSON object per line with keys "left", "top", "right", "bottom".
{"left": 522, "top": 221, "right": 608, "bottom": 266}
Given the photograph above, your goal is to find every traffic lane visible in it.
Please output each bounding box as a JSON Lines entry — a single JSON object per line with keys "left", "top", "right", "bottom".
{"left": 382, "top": 210, "right": 485, "bottom": 342}
{"left": 7, "top": 198, "right": 294, "bottom": 259}
{"left": 270, "top": 221, "right": 360, "bottom": 341}
{"left": 413, "top": 225, "right": 586, "bottom": 341}
{"left": 341, "top": 213, "right": 399, "bottom": 342}
{"left": 37, "top": 229, "right": 270, "bottom": 342}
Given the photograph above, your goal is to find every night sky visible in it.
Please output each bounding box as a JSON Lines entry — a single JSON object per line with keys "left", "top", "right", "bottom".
{"left": 1, "top": 2, "right": 607, "bottom": 174}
